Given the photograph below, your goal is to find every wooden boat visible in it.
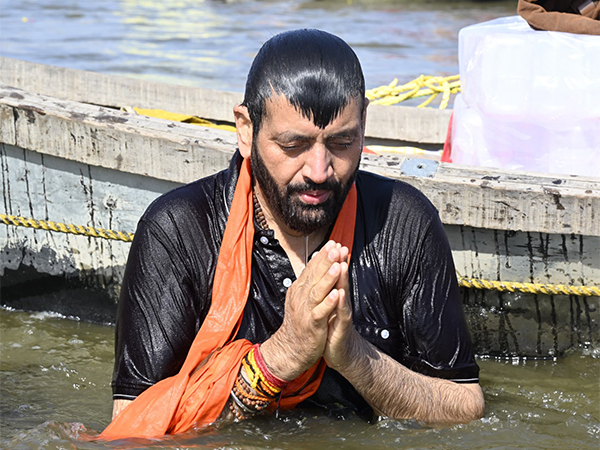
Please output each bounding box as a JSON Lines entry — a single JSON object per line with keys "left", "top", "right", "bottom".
{"left": 1, "top": 57, "right": 598, "bottom": 357}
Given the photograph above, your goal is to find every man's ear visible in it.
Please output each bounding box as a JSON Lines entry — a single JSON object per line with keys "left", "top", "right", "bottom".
{"left": 233, "top": 104, "right": 253, "bottom": 159}
{"left": 362, "top": 97, "right": 369, "bottom": 131}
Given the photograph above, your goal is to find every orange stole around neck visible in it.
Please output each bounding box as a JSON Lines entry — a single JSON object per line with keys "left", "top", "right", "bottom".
{"left": 99, "top": 158, "right": 357, "bottom": 439}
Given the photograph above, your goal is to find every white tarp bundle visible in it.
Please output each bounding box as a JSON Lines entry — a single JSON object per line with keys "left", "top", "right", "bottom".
{"left": 451, "top": 15, "right": 600, "bottom": 177}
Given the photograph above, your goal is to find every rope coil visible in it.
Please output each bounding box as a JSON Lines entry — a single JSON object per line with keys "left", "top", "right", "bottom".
{"left": 366, "top": 75, "right": 460, "bottom": 109}
{"left": 2, "top": 213, "right": 598, "bottom": 297}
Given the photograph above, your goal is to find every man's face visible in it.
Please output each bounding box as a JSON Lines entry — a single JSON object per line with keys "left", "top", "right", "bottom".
{"left": 251, "top": 94, "right": 365, "bottom": 234}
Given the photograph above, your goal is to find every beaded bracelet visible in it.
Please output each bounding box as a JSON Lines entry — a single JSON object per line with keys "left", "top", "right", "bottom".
{"left": 233, "top": 377, "right": 270, "bottom": 412}
{"left": 229, "top": 393, "right": 249, "bottom": 421}
{"left": 229, "top": 343, "right": 290, "bottom": 420}
{"left": 230, "top": 390, "right": 256, "bottom": 416}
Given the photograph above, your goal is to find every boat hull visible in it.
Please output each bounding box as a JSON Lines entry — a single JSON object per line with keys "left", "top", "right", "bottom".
{"left": 1, "top": 62, "right": 598, "bottom": 357}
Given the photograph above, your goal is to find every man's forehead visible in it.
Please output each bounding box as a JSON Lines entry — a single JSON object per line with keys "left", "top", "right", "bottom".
{"left": 262, "top": 93, "right": 364, "bottom": 129}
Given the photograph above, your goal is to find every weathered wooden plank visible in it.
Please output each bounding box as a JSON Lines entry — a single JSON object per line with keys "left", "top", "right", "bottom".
{"left": 1, "top": 86, "right": 599, "bottom": 236}
{"left": 361, "top": 154, "right": 600, "bottom": 237}
{"left": 0, "top": 142, "right": 179, "bottom": 323}
{"left": 366, "top": 103, "right": 451, "bottom": 144}
{"left": 0, "top": 56, "right": 449, "bottom": 144}
{"left": 0, "top": 56, "right": 242, "bottom": 126}
{"left": 0, "top": 85, "right": 236, "bottom": 184}
{"left": 446, "top": 225, "right": 599, "bottom": 287}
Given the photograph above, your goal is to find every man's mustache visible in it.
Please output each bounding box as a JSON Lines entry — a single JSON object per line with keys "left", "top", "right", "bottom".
{"left": 286, "top": 179, "right": 341, "bottom": 195}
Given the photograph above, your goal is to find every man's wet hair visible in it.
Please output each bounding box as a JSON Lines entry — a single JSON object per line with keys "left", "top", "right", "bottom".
{"left": 242, "top": 29, "right": 365, "bottom": 133}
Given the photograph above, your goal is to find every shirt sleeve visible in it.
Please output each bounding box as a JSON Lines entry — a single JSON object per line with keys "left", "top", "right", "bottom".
{"left": 111, "top": 189, "right": 220, "bottom": 400}
{"left": 398, "top": 202, "right": 479, "bottom": 383}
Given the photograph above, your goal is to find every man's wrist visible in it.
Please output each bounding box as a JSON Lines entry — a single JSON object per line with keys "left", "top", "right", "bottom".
{"left": 328, "top": 328, "right": 365, "bottom": 375}
{"left": 260, "top": 333, "right": 301, "bottom": 381}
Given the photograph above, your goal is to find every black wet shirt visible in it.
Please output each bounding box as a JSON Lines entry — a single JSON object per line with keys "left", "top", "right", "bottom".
{"left": 112, "top": 152, "right": 479, "bottom": 418}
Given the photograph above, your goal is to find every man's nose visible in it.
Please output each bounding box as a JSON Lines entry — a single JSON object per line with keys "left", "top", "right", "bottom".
{"left": 302, "top": 143, "right": 333, "bottom": 185}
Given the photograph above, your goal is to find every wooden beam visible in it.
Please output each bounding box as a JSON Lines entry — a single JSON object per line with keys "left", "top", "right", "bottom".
{"left": 1, "top": 85, "right": 597, "bottom": 236}
{"left": 0, "top": 56, "right": 449, "bottom": 144}
{"left": 0, "top": 56, "right": 241, "bottom": 125}
{"left": 0, "top": 85, "right": 236, "bottom": 184}
{"left": 361, "top": 154, "right": 600, "bottom": 237}
{"left": 366, "top": 104, "right": 451, "bottom": 144}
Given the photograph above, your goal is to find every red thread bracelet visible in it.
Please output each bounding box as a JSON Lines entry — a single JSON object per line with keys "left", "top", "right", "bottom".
{"left": 254, "top": 344, "right": 289, "bottom": 389}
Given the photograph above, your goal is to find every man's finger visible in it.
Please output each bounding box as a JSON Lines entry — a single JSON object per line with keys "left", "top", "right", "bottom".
{"left": 337, "top": 288, "right": 352, "bottom": 321}
{"left": 339, "top": 246, "right": 349, "bottom": 264}
{"left": 299, "top": 241, "right": 342, "bottom": 288}
{"left": 308, "top": 241, "right": 346, "bottom": 265}
{"left": 307, "top": 261, "right": 343, "bottom": 307}
{"left": 312, "top": 288, "right": 339, "bottom": 323}
{"left": 335, "top": 260, "right": 350, "bottom": 293}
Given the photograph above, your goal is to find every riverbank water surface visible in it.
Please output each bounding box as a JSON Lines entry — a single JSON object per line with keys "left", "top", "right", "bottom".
{"left": 2, "top": 0, "right": 516, "bottom": 92}
{"left": 1, "top": 309, "right": 598, "bottom": 449}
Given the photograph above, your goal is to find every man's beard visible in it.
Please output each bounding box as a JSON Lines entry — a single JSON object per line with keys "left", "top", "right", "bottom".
{"left": 251, "top": 142, "right": 359, "bottom": 234}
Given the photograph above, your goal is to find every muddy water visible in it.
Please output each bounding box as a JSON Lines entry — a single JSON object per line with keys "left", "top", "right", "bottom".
{"left": 1, "top": 309, "right": 598, "bottom": 449}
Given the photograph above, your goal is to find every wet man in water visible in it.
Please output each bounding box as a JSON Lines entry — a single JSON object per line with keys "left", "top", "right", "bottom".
{"left": 103, "top": 29, "right": 484, "bottom": 438}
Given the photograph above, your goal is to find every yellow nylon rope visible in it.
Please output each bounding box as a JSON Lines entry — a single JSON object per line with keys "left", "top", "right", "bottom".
{"left": 2, "top": 213, "right": 598, "bottom": 297}
{"left": 366, "top": 75, "right": 460, "bottom": 109}
{"left": 1, "top": 213, "right": 134, "bottom": 242}
{"left": 458, "top": 277, "right": 599, "bottom": 298}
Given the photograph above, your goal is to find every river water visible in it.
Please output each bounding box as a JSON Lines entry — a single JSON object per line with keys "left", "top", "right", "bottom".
{"left": 2, "top": 0, "right": 516, "bottom": 92}
{"left": 1, "top": 0, "right": 599, "bottom": 448}
{"left": 1, "top": 309, "right": 599, "bottom": 449}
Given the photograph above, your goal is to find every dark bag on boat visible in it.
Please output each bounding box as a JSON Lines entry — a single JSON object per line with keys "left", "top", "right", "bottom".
{"left": 518, "top": 0, "right": 600, "bottom": 34}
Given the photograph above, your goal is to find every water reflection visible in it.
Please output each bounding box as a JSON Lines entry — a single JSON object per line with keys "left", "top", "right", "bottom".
{"left": 1, "top": 309, "right": 598, "bottom": 449}
{"left": 116, "top": 0, "right": 229, "bottom": 88}
{"left": 1, "top": 0, "right": 516, "bottom": 91}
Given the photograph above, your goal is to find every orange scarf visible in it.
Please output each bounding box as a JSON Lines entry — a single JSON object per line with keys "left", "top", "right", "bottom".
{"left": 99, "top": 158, "right": 357, "bottom": 439}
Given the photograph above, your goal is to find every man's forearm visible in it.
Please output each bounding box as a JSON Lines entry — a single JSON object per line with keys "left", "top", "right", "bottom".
{"left": 336, "top": 331, "right": 485, "bottom": 424}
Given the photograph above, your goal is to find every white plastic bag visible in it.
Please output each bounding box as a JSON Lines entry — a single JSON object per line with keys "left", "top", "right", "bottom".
{"left": 451, "top": 16, "right": 600, "bottom": 177}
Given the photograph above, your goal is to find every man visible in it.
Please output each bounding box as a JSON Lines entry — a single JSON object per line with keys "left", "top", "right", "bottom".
{"left": 106, "top": 29, "right": 484, "bottom": 437}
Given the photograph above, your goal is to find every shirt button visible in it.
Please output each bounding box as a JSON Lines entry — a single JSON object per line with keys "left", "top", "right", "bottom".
{"left": 283, "top": 278, "right": 292, "bottom": 288}
{"left": 259, "top": 236, "right": 269, "bottom": 245}
{"left": 380, "top": 329, "right": 390, "bottom": 340}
